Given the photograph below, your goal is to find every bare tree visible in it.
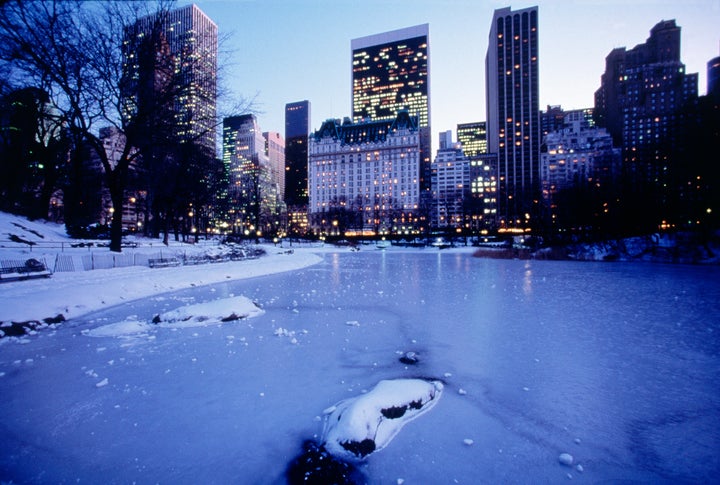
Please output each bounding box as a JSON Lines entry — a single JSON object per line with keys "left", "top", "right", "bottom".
{"left": 0, "top": 0, "right": 256, "bottom": 251}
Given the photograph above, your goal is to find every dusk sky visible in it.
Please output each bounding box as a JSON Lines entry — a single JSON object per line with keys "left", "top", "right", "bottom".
{"left": 181, "top": 0, "right": 719, "bottom": 144}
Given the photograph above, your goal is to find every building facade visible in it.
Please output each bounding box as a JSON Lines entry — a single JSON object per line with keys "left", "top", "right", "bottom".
{"left": 223, "top": 115, "right": 283, "bottom": 236}
{"left": 308, "top": 111, "right": 421, "bottom": 236}
{"left": 709, "top": 55, "right": 720, "bottom": 100}
{"left": 351, "top": 24, "right": 431, "bottom": 231}
{"left": 486, "top": 6, "right": 540, "bottom": 233}
{"left": 456, "top": 121, "right": 497, "bottom": 231}
{"left": 541, "top": 109, "right": 620, "bottom": 221}
{"left": 263, "top": 131, "right": 286, "bottom": 199}
{"left": 594, "top": 20, "right": 697, "bottom": 184}
{"left": 126, "top": 4, "right": 218, "bottom": 154}
{"left": 431, "top": 131, "right": 470, "bottom": 231}
{"left": 457, "top": 122, "right": 488, "bottom": 158}
{"left": 284, "top": 100, "right": 311, "bottom": 236}
{"left": 285, "top": 101, "right": 311, "bottom": 206}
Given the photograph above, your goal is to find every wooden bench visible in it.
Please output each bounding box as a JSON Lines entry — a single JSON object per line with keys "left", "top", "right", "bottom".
{"left": 0, "top": 259, "right": 52, "bottom": 282}
{"left": 148, "top": 257, "right": 181, "bottom": 268}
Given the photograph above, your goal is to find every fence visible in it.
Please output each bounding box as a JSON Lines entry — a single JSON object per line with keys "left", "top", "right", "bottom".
{"left": 1, "top": 240, "right": 264, "bottom": 274}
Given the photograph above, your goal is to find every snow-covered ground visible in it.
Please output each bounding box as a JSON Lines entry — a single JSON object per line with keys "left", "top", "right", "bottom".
{"left": 0, "top": 212, "right": 326, "bottom": 325}
{"left": 2, "top": 212, "right": 719, "bottom": 484}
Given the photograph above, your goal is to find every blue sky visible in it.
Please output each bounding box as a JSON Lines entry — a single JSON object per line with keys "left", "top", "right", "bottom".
{"left": 183, "top": 0, "right": 719, "bottom": 144}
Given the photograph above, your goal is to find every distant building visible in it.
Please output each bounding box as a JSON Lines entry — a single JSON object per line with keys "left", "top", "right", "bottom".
{"left": 431, "top": 131, "right": 470, "bottom": 231}
{"left": 125, "top": 4, "right": 218, "bottom": 154}
{"left": 486, "top": 6, "right": 541, "bottom": 232}
{"left": 285, "top": 101, "right": 311, "bottom": 206}
{"left": 541, "top": 109, "right": 620, "bottom": 225}
{"left": 352, "top": 24, "right": 431, "bottom": 231}
{"left": 285, "top": 100, "right": 311, "bottom": 236}
{"left": 100, "top": 127, "right": 145, "bottom": 232}
{"left": 223, "top": 114, "right": 283, "bottom": 236}
{"left": 456, "top": 122, "right": 497, "bottom": 231}
{"left": 263, "top": 131, "right": 286, "bottom": 199}
{"left": 708, "top": 55, "right": 720, "bottom": 100}
{"left": 456, "top": 122, "right": 487, "bottom": 158}
{"left": 308, "top": 111, "right": 421, "bottom": 236}
{"left": 594, "top": 20, "right": 698, "bottom": 184}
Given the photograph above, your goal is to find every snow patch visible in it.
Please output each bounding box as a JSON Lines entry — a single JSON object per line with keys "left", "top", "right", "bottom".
{"left": 83, "top": 296, "right": 263, "bottom": 337}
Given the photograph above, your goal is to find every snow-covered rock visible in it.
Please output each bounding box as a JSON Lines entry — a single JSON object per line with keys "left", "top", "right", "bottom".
{"left": 322, "top": 378, "right": 443, "bottom": 461}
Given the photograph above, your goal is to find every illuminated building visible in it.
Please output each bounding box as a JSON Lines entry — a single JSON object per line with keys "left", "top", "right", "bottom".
{"left": 594, "top": 20, "right": 698, "bottom": 185}
{"left": 285, "top": 101, "right": 311, "bottom": 235}
{"left": 223, "top": 115, "right": 283, "bottom": 235}
{"left": 308, "top": 111, "right": 421, "bottom": 236}
{"left": 431, "top": 131, "right": 469, "bottom": 231}
{"left": 486, "top": 6, "right": 540, "bottom": 232}
{"left": 457, "top": 122, "right": 487, "bottom": 158}
{"left": 457, "top": 122, "right": 497, "bottom": 231}
{"left": 263, "top": 131, "right": 286, "bottom": 199}
{"left": 709, "top": 55, "right": 720, "bottom": 100}
{"left": 351, "top": 24, "right": 431, "bottom": 229}
{"left": 285, "top": 101, "right": 311, "bottom": 206}
{"left": 540, "top": 108, "right": 620, "bottom": 226}
{"left": 126, "top": 4, "right": 217, "bottom": 154}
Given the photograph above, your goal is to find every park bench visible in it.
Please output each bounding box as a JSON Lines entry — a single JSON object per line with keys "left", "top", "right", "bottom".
{"left": 148, "top": 257, "right": 181, "bottom": 268}
{"left": 0, "top": 258, "right": 52, "bottom": 282}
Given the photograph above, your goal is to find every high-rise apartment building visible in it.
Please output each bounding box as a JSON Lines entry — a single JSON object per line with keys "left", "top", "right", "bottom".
{"left": 486, "top": 6, "right": 540, "bottom": 232}
{"left": 709, "top": 55, "right": 720, "bottom": 100}
{"left": 541, "top": 108, "right": 620, "bottom": 228}
{"left": 284, "top": 100, "right": 311, "bottom": 236}
{"left": 457, "top": 122, "right": 497, "bottom": 231}
{"left": 285, "top": 101, "right": 310, "bottom": 205}
{"left": 594, "top": 19, "right": 697, "bottom": 185}
{"left": 263, "top": 131, "right": 286, "bottom": 199}
{"left": 223, "top": 114, "right": 284, "bottom": 235}
{"left": 457, "top": 122, "right": 488, "bottom": 158}
{"left": 126, "top": 4, "right": 218, "bottom": 154}
{"left": 351, "top": 24, "right": 431, "bottom": 230}
{"left": 431, "top": 131, "right": 469, "bottom": 230}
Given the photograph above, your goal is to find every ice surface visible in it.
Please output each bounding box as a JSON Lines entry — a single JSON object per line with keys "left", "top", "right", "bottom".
{"left": 1, "top": 226, "right": 720, "bottom": 483}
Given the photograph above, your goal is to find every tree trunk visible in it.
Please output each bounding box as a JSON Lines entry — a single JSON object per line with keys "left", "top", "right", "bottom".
{"left": 110, "top": 191, "right": 124, "bottom": 252}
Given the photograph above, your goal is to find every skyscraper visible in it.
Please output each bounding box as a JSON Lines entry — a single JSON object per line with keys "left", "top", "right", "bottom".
{"left": 709, "top": 55, "right": 720, "bottom": 100}
{"left": 431, "top": 131, "right": 469, "bottom": 231}
{"left": 457, "top": 122, "right": 488, "bottom": 158}
{"left": 263, "top": 131, "right": 285, "bottom": 199}
{"left": 222, "top": 114, "right": 277, "bottom": 234}
{"left": 457, "top": 121, "right": 497, "bottom": 231}
{"left": 284, "top": 101, "right": 311, "bottom": 207}
{"left": 284, "top": 100, "right": 311, "bottom": 236}
{"left": 594, "top": 20, "right": 699, "bottom": 233}
{"left": 126, "top": 4, "right": 218, "bottom": 154}
{"left": 351, "top": 24, "right": 431, "bottom": 230}
{"left": 594, "top": 20, "right": 698, "bottom": 181}
{"left": 486, "top": 6, "right": 540, "bottom": 232}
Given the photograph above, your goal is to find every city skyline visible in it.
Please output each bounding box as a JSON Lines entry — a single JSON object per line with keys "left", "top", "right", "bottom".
{"left": 181, "top": 0, "right": 718, "bottom": 147}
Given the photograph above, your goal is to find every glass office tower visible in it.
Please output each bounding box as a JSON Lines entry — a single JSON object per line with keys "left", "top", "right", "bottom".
{"left": 486, "top": 6, "right": 540, "bottom": 231}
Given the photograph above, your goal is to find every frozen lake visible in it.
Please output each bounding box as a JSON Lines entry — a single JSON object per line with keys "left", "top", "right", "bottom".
{"left": 2, "top": 250, "right": 719, "bottom": 483}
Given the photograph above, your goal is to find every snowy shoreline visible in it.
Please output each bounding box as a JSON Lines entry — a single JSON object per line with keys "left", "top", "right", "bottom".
{"left": 0, "top": 247, "right": 323, "bottom": 328}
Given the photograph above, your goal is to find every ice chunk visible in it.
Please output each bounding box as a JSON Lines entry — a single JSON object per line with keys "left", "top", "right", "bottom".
{"left": 559, "top": 452, "right": 574, "bottom": 466}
